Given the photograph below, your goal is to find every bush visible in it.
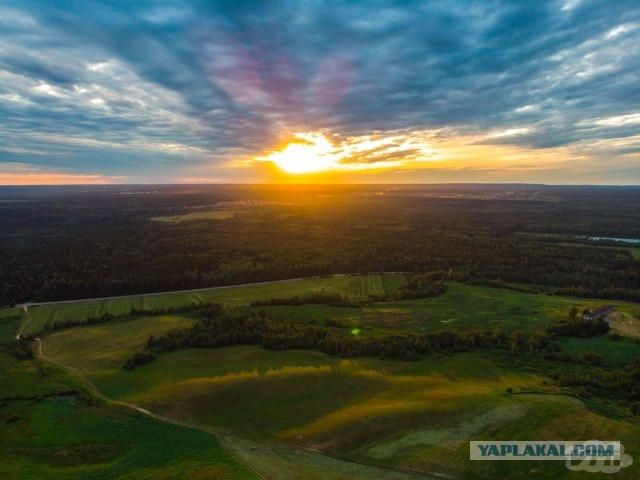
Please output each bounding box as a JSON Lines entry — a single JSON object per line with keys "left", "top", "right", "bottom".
{"left": 5, "top": 414, "right": 19, "bottom": 424}
{"left": 122, "top": 350, "right": 155, "bottom": 371}
{"left": 577, "top": 350, "right": 604, "bottom": 365}
{"left": 547, "top": 317, "right": 609, "bottom": 338}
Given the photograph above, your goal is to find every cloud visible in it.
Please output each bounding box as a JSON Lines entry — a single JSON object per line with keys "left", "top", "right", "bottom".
{"left": 0, "top": 0, "right": 639, "bottom": 183}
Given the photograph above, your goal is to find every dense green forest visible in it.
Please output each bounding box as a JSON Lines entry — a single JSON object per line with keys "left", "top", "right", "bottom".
{"left": 1, "top": 184, "right": 639, "bottom": 305}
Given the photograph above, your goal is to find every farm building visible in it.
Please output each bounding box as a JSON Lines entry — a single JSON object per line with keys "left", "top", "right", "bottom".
{"left": 584, "top": 305, "right": 615, "bottom": 321}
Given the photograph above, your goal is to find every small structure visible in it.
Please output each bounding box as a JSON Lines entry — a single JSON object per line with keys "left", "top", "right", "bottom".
{"left": 583, "top": 305, "right": 615, "bottom": 321}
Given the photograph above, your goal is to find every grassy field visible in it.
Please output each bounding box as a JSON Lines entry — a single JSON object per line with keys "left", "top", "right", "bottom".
{"left": 264, "top": 283, "right": 640, "bottom": 335}
{"left": 0, "top": 346, "right": 256, "bottom": 479}
{"left": 222, "top": 435, "right": 437, "bottom": 480}
{"left": 0, "top": 352, "right": 85, "bottom": 400}
{"left": 0, "top": 307, "right": 21, "bottom": 343}
{"left": 28, "top": 279, "right": 640, "bottom": 479}
{"left": 150, "top": 210, "right": 244, "bottom": 222}
{"left": 557, "top": 335, "right": 640, "bottom": 368}
{"left": 40, "top": 339, "right": 640, "bottom": 479}
{"left": 0, "top": 396, "right": 256, "bottom": 480}
{"left": 20, "top": 276, "right": 640, "bottom": 338}
{"left": 20, "top": 274, "right": 409, "bottom": 336}
{"left": 42, "top": 315, "right": 197, "bottom": 372}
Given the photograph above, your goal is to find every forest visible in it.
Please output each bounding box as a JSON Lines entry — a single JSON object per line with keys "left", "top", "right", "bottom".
{"left": 1, "top": 184, "right": 639, "bottom": 306}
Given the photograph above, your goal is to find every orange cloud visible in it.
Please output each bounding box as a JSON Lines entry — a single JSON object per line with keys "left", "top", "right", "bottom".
{"left": 0, "top": 164, "right": 125, "bottom": 185}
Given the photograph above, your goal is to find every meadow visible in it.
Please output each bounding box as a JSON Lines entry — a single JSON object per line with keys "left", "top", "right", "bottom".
{"left": 0, "top": 396, "right": 256, "bottom": 480}
{"left": 19, "top": 274, "right": 408, "bottom": 337}
{"left": 557, "top": 335, "right": 640, "bottom": 368}
{"left": 0, "top": 349, "right": 257, "bottom": 479}
{"left": 38, "top": 336, "right": 640, "bottom": 479}
{"left": 22, "top": 275, "right": 640, "bottom": 338}
{"left": 150, "top": 210, "right": 244, "bottom": 222}
{"left": 0, "top": 307, "right": 21, "bottom": 343}
{"left": 17, "top": 273, "right": 640, "bottom": 478}
{"left": 262, "top": 283, "right": 640, "bottom": 335}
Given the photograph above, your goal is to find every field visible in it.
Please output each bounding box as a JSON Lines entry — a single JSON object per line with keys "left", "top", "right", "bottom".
{"left": 15, "top": 274, "right": 640, "bottom": 479}
{"left": 557, "top": 335, "right": 640, "bottom": 368}
{"left": 150, "top": 210, "right": 244, "bottom": 222}
{"left": 0, "top": 349, "right": 257, "bottom": 479}
{"left": 38, "top": 335, "right": 640, "bottom": 479}
{"left": 0, "top": 396, "right": 256, "bottom": 480}
{"left": 41, "top": 315, "right": 197, "bottom": 372}
{"left": 19, "top": 274, "right": 408, "bottom": 337}
{"left": 21, "top": 276, "right": 640, "bottom": 338}
{"left": 263, "top": 283, "right": 640, "bottom": 335}
{"left": 0, "top": 307, "right": 21, "bottom": 343}
{"left": 0, "top": 351, "right": 85, "bottom": 400}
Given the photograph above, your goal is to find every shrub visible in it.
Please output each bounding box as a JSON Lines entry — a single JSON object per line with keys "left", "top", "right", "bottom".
{"left": 122, "top": 350, "right": 156, "bottom": 370}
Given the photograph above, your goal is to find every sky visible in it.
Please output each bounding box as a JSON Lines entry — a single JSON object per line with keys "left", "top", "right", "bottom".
{"left": 1, "top": 0, "right": 639, "bottom": 185}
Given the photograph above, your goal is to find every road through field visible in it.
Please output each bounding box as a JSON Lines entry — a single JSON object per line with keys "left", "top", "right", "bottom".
{"left": 17, "top": 272, "right": 411, "bottom": 308}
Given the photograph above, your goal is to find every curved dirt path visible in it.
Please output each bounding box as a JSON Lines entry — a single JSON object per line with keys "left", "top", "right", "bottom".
{"left": 34, "top": 337, "right": 266, "bottom": 480}
{"left": 34, "top": 337, "right": 453, "bottom": 480}
{"left": 15, "top": 305, "right": 32, "bottom": 340}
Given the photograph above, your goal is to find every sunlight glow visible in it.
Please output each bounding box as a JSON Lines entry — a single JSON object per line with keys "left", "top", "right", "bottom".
{"left": 253, "top": 128, "right": 581, "bottom": 181}
{"left": 258, "top": 133, "right": 343, "bottom": 174}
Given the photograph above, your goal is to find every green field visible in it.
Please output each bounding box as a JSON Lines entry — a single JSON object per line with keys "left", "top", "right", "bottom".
{"left": 150, "top": 209, "right": 244, "bottom": 222}
{"left": 0, "top": 307, "right": 21, "bottom": 343}
{"left": 557, "top": 335, "right": 640, "bottom": 368}
{"left": 22, "top": 275, "right": 640, "bottom": 338}
{"left": 24, "top": 277, "right": 640, "bottom": 340}
{"left": 0, "top": 397, "right": 256, "bottom": 480}
{"left": 0, "top": 349, "right": 256, "bottom": 479}
{"left": 39, "top": 335, "right": 640, "bottom": 479}
{"left": 0, "top": 352, "right": 85, "bottom": 400}
{"left": 20, "top": 277, "right": 640, "bottom": 478}
{"left": 263, "top": 283, "right": 640, "bottom": 335}
{"left": 20, "top": 274, "right": 409, "bottom": 336}
{"left": 42, "top": 315, "right": 197, "bottom": 372}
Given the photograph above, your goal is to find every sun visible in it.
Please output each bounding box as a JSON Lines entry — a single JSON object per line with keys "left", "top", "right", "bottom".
{"left": 258, "top": 132, "right": 342, "bottom": 174}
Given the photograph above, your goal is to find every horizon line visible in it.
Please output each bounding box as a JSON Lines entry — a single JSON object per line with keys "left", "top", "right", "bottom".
{"left": 1, "top": 182, "right": 640, "bottom": 188}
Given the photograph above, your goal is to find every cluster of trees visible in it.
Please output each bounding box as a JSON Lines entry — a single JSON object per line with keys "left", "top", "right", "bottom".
{"left": 1, "top": 185, "right": 639, "bottom": 306}
{"left": 546, "top": 308, "right": 610, "bottom": 337}
{"left": 616, "top": 359, "right": 640, "bottom": 404}
{"left": 39, "top": 302, "right": 216, "bottom": 334}
{"left": 134, "top": 310, "right": 512, "bottom": 368}
{"left": 7, "top": 339, "right": 34, "bottom": 360}
{"left": 547, "top": 318, "right": 610, "bottom": 337}
{"left": 392, "top": 271, "right": 447, "bottom": 300}
{"left": 553, "top": 359, "right": 640, "bottom": 414}
{"left": 122, "top": 350, "right": 155, "bottom": 370}
{"left": 250, "top": 292, "right": 361, "bottom": 308}
{"left": 43, "top": 312, "right": 116, "bottom": 332}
